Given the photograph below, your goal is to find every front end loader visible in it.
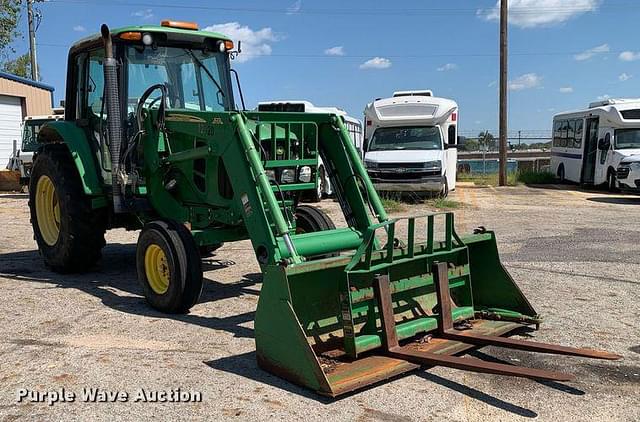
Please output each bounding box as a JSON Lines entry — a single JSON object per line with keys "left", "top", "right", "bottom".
{"left": 28, "top": 21, "right": 620, "bottom": 397}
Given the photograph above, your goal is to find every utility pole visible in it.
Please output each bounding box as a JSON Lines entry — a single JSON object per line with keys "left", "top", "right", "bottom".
{"left": 27, "top": 0, "right": 39, "bottom": 81}
{"left": 498, "top": 0, "right": 508, "bottom": 186}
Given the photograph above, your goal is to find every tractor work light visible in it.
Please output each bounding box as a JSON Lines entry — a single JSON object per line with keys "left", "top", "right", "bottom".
{"left": 217, "top": 40, "right": 235, "bottom": 53}
{"left": 142, "top": 33, "right": 154, "bottom": 46}
{"left": 160, "top": 20, "right": 198, "bottom": 30}
{"left": 298, "top": 166, "right": 312, "bottom": 183}
{"left": 281, "top": 168, "right": 296, "bottom": 184}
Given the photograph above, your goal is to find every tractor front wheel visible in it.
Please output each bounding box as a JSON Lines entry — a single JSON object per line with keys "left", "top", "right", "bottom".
{"left": 29, "top": 145, "right": 105, "bottom": 272}
{"left": 136, "top": 220, "right": 203, "bottom": 313}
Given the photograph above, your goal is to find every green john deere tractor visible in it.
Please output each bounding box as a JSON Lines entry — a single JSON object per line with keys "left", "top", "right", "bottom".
{"left": 29, "top": 21, "right": 620, "bottom": 397}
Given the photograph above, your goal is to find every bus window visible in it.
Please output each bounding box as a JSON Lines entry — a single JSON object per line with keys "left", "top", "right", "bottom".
{"left": 574, "top": 119, "right": 583, "bottom": 149}
{"left": 553, "top": 120, "right": 562, "bottom": 147}
{"left": 560, "top": 120, "right": 569, "bottom": 147}
{"left": 567, "top": 120, "right": 576, "bottom": 149}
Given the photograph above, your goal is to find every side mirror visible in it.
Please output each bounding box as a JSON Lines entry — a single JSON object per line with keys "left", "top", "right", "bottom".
{"left": 363, "top": 139, "right": 369, "bottom": 153}
{"left": 598, "top": 136, "right": 611, "bottom": 150}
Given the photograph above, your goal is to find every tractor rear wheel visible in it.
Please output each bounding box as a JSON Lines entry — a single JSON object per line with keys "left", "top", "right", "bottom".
{"left": 136, "top": 220, "right": 203, "bottom": 313}
{"left": 29, "top": 145, "right": 106, "bottom": 272}
{"left": 295, "top": 204, "right": 336, "bottom": 234}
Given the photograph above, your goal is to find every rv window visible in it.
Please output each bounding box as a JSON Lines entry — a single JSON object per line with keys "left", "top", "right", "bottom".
{"left": 447, "top": 125, "right": 456, "bottom": 145}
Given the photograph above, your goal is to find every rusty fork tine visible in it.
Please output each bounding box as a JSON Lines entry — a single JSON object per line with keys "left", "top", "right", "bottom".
{"left": 373, "top": 272, "right": 575, "bottom": 383}
{"left": 441, "top": 330, "right": 622, "bottom": 360}
{"left": 387, "top": 347, "right": 575, "bottom": 382}
{"left": 431, "top": 262, "right": 622, "bottom": 361}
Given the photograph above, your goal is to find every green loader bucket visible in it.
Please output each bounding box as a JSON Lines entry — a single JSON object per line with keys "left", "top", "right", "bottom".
{"left": 254, "top": 213, "right": 618, "bottom": 397}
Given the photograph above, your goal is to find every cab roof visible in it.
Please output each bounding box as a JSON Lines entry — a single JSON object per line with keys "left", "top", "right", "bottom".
{"left": 70, "top": 24, "right": 231, "bottom": 52}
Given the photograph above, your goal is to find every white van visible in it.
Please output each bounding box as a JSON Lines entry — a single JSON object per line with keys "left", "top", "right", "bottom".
{"left": 551, "top": 99, "right": 640, "bottom": 191}
{"left": 363, "top": 90, "right": 458, "bottom": 196}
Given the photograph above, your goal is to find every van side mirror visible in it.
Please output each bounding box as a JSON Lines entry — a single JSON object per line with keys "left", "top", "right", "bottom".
{"left": 363, "top": 139, "right": 369, "bottom": 152}
{"left": 598, "top": 136, "right": 611, "bottom": 150}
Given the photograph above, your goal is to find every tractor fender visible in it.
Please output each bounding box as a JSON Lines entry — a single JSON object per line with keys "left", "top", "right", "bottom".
{"left": 38, "top": 121, "right": 104, "bottom": 196}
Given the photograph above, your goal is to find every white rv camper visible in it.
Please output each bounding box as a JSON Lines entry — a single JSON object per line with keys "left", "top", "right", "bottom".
{"left": 363, "top": 90, "right": 458, "bottom": 196}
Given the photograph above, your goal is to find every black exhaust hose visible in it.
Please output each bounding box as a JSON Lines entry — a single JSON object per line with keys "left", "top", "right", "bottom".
{"left": 101, "top": 24, "right": 124, "bottom": 213}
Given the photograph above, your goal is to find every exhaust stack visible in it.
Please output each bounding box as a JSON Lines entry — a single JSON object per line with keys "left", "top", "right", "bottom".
{"left": 100, "top": 24, "right": 124, "bottom": 213}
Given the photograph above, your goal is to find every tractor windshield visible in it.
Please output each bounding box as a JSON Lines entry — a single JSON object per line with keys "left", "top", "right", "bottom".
{"left": 126, "top": 45, "right": 233, "bottom": 113}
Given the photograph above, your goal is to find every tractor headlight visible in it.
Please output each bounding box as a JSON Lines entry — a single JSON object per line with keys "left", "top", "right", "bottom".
{"left": 265, "top": 170, "right": 276, "bottom": 182}
{"left": 364, "top": 160, "right": 378, "bottom": 169}
{"left": 299, "top": 166, "right": 312, "bottom": 183}
{"left": 281, "top": 168, "right": 296, "bottom": 184}
{"left": 424, "top": 160, "right": 442, "bottom": 171}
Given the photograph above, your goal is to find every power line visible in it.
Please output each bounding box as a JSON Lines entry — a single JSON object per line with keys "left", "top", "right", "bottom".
{"left": 43, "top": 0, "right": 640, "bottom": 16}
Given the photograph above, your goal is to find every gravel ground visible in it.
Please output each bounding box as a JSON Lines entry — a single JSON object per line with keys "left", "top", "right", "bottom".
{"left": 0, "top": 184, "right": 639, "bottom": 421}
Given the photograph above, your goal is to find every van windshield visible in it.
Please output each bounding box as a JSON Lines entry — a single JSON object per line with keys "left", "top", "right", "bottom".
{"left": 615, "top": 129, "right": 640, "bottom": 149}
{"left": 369, "top": 126, "right": 442, "bottom": 151}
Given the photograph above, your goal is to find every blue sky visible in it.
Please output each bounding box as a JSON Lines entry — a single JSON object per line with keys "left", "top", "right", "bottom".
{"left": 7, "top": 0, "right": 640, "bottom": 136}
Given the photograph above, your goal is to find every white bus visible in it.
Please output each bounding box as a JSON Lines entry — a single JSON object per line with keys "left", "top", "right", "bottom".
{"left": 363, "top": 90, "right": 458, "bottom": 196}
{"left": 551, "top": 99, "right": 640, "bottom": 190}
{"left": 257, "top": 100, "right": 363, "bottom": 201}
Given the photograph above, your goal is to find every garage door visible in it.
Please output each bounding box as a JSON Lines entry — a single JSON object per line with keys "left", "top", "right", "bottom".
{"left": 0, "top": 95, "right": 23, "bottom": 168}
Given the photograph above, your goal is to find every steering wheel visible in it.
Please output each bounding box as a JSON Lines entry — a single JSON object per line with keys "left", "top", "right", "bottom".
{"left": 136, "top": 84, "right": 168, "bottom": 130}
{"left": 146, "top": 95, "right": 164, "bottom": 109}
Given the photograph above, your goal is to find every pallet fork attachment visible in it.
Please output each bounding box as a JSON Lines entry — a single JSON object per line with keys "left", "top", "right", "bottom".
{"left": 372, "top": 264, "right": 620, "bottom": 384}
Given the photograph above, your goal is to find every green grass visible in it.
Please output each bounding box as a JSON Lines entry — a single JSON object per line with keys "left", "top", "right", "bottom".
{"left": 516, "top": 170, "right": 556, "bottom": 184}
{"left": 427, "top": 197, "right": 461, "bottom": 209}
{"left": 379, "top": 191, "right": 460, "bottom": 212}
{"left": 457, "top": 172, "right": 518, "bottom": 187}
{"left": 380, "top": 192, "right": 405, "bottom": 213}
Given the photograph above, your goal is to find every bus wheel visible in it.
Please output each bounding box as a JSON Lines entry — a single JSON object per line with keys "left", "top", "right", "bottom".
{"left": 607, "top": 170, "right": 617, "bottom": 192}
{"left": 557, "top": 165, "right": 565, "bottom": 183}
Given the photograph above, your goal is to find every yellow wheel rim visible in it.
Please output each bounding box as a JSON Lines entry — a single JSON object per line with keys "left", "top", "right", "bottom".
{"left": 35, "top": 175, "right": 60, "bottom": 246}
{"left": 144, "top": 244, "right": 170, "bottom": 294}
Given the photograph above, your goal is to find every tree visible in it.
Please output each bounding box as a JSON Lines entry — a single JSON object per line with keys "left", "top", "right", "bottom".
{"left": 2, "top": 53, "right": 36, "bottom": 78}
{"left": 0, "top": 0, "right": 21, "bottom": 60}
{"left": 462, "top": 139, "right": 480, "bottom": 151}
{"left": 478, "top": 131, "right": 497, "bottom": 151}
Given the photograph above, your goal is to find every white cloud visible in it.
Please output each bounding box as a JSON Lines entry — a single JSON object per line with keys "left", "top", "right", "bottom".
{"left": 359, "top": 57, "right": 392, "bottom": 70}
{"left": 508, "top": 73, "right": 542, "bottom": 91}
{"left": 131, "top": 8, "right": 154, "bottom": 20}
{"left": 437, "top": 63, "right": 458, "bottom": 72}
{"left": 287, "top": 0, "right": 302, "bottom": 15}
{"left": 559, "top": 86, "right": 574, "bottom": 93}
{"left": 619, "top": 72, "right": 632, "bottom": 81}
{"left": 488, "top": 80, "right": 497, "bottom": 87}
{"left": 73, "top": 25, "right": 86, "bottom": 32}
{"left": 478, "top": 0, "right": 600, "bottom": 29}
{"left": 619, "top": 51, "right": 640, "bottom": 62}
{"left": 204, "top": 22, "right": 279, "bottom": 63}
{"left": 574, "top": 43, "right": 609, "bottom": 61}
{"left": 597, "top": 94, "right": 610, "bottom": 101}
{"left": 324, "top": 46, "right": 345, "bottom": 56}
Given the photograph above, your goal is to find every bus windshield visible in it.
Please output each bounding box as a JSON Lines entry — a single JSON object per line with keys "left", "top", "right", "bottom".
{"left": 126, "top": 46, "right": 233, "bottom": 113}
{"left": 369, "top": 126, "right": 442, "bottom": 151}
{"left": 615, "top": 129, "right": 640, "bottom": 149}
